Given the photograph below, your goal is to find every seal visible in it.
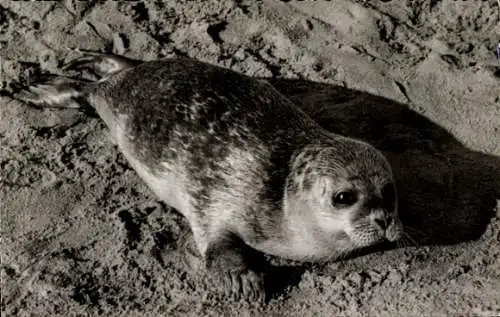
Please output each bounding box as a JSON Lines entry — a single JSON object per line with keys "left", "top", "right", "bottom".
{"left": 13, "top": 52, "right": 403, "bottom": 301}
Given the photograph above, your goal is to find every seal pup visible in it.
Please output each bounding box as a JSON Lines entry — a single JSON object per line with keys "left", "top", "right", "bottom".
{"left": 13, "top": 53, "right": 403, "bottom": 301}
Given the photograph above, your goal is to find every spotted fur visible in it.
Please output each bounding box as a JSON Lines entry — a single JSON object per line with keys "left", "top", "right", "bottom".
{"left": 13, "top": 54, "right": 403, "bottom": 300}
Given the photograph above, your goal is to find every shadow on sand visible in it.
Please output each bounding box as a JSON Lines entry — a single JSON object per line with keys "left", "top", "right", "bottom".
{"left": 269, "top": 78, "right": 500, "bottom": 246}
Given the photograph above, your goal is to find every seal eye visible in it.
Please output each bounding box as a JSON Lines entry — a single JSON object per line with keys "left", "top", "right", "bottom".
{"left": 332, "top": 191, "right": 358, "bottom": 207}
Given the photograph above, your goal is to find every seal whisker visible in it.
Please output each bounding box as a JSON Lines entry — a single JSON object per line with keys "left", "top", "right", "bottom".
{"left": 401, "top": 231, "right": 419, "bottom": 247}
{"left": 404, "top": 225, "right": 426, "bottom": 237}
{"left": 396, "top": 239, "right": 408, "bottom": 249}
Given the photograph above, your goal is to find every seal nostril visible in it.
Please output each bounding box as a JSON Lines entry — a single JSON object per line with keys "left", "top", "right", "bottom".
{"left": 374, "top": 218, "right": 387, "bottom": 230}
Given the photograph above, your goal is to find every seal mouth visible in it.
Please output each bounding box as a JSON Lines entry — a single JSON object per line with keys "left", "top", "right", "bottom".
{"left": 350, "top": 222, "right": 404, "bottom": 247}
{"left": 348, "top": 234, "right": 383, "bottom": 248}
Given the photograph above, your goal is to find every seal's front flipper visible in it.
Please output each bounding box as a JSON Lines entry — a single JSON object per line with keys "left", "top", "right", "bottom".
{"left": 205, "top": 232, "right": 267, "bottom": 302}
{"left": 63, "top": 51, "right": 141, "bottom": 79}
{"left": 12, "top": 76, "right": 88, "bottom": 109}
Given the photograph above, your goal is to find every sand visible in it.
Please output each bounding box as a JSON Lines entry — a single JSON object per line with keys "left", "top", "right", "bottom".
{"left": 1, "top": 0, "right": 499, "bottom": 316}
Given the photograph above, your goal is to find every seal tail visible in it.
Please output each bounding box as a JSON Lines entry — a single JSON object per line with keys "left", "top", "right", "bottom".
{"left": 10, "top": 51, "right": 141, "bottom": 110}
{"left": 11, "top": 75, "right": 89, "bottom": 110}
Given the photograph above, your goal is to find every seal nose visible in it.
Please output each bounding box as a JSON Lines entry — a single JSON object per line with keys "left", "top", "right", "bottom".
{"left": 374, "top": 215, "right": 392, "bottom": 230}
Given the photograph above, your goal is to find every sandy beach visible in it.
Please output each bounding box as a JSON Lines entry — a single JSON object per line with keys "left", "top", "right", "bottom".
{"left": 1, "top": 1, "right": 499, "bottom": 316}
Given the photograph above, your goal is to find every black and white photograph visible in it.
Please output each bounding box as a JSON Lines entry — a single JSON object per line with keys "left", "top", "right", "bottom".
{"left": 1, "top": 0, "right": 499, "bottom": 316}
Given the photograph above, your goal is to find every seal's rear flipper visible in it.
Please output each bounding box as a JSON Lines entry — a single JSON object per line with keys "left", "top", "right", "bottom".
{"left": 12, "top": 76, "right": 88, "bottom": 109}
{"left": 63, "top": 50, "right": 141, "bottom": 79}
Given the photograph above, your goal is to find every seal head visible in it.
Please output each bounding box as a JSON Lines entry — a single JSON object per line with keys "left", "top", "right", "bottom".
{"left": 255, "top": 136, "right": 402, "bottom": 261}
